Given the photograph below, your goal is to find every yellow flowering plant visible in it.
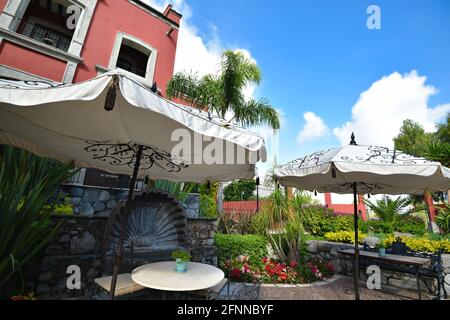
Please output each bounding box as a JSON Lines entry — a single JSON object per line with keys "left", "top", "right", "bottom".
{"left": 324, "top": 231, "right": 367, "bottom": 244}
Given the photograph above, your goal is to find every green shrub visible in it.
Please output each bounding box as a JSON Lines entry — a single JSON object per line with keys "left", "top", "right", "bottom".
{"left": 393, "top": 215, "right": 426, "bottom": 235}
{"left": 362, "top": 220, "right": 394, "bottom": 234}
{"left": 361, "top": 215, "right": 426, "bottom": 236}
{"left": 215, "top": 234, "right": 267, "bottom": 265}
{"left": 51, "top": 197, "right": 74, "bottom": 216}
{"left": 199, "top": 194, "right": 217, "bottom": 218}
{"left": 333, "top": 215, "right": 354, "bottom": 232}
{"left": 298, "top": 206, "right": 355, "bottom": 236}
{"left": 199, "top": 182, "right": 217, "bottom": 218}
{"left": 436, "top": 204, "right": 450, "bottom": 234}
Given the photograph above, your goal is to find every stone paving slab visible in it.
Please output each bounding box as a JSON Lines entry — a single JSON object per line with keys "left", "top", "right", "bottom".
{"left": 258, "top": 276, "right": 434, "bottom": 300}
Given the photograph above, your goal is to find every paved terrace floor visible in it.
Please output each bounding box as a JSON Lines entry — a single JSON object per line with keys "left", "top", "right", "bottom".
{"left": 258, "top": 275, "right": 437, "bottom": 300}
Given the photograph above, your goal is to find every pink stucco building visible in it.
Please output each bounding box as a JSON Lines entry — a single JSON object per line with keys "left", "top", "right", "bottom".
{"left": 0, "top": 0, "right": 181, "bottom": 96}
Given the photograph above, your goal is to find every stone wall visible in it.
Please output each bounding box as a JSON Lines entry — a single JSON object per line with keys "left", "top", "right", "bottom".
{"left": 187, "top": 218, "right": 218, "bottom": 265}
{"left": 306, "top": 240, "right": 357, "bottom": 275}
{"left": 58, "top": 185, "right": 129, "bottom": 217}
{"left": 34, "top": 215, "right": 218, "bottom": 299}
{"left": 58, "top": 185, "right": 203, "bottom": 219}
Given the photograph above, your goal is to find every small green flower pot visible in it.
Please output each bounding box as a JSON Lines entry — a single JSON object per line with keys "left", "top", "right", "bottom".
{"left": 378, "top": 248, "right": 386, "bottom": 257}
{"left": 175, "top": 258, "right": 187, "bottom": 272}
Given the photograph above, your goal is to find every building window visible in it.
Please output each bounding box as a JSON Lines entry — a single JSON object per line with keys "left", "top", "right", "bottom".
{"left": 17, "top": 0, "right": 76, "bottom": 52}
{"left": 107, "top": 32, "right": 158, "bottom": 84}
{"left": 116, "top": 44, "right": 149, "bottom": 78}
{"left": 29, "top": 23, "right": 72, "bottom": 51}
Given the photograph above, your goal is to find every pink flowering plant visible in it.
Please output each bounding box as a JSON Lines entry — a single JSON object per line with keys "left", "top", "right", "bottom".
{"left": 221, "top": 255, "right": 334, "bottom": 284}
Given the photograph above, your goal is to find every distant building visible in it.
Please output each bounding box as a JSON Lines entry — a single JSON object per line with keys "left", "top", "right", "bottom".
{"left": 223, "top": 191, "right": 367, "bottom": 220}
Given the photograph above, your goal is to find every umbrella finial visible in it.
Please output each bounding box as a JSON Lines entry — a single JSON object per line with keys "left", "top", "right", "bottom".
{"left": 350, "top": 132, "right": 357, "bottom": 145}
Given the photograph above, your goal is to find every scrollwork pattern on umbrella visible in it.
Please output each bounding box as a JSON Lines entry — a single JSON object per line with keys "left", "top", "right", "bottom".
{"left": 84, "top": 141, "right": 188, "bottom": 172}
{"left": 280, "top": 149, "right": 334, "bottom": 169}
{"left": 279, "top": 145, "right": 434, "bottom": 170}
{"left": 0, "top": 79, "right": 65, "bottom": 89}
{"left": 341, "top": 146, "right": 433, "bottom": 165}
{"left": 321, "top": 182, "right": 389, "bottom": 193}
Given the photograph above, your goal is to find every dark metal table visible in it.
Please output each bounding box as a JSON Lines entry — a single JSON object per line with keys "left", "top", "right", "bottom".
{"left": 339, "top": 249, "right": 431, "bottom": 300}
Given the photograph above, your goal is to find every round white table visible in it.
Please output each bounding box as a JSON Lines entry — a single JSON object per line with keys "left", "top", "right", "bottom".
{"left": 131, "top": 261, "right": 225, "bottom": 292}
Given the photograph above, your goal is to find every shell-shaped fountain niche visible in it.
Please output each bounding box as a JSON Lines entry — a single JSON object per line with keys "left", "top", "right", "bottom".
{"left": 102, "top": 190, "right": 187, "bottom": 273}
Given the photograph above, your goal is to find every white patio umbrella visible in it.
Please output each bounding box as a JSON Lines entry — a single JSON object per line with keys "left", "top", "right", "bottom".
{"left": 275, "top": 133, "right": 450, "bottom": 300}
{"left": 0, "top": 70, "right": 267, "bottom": 298}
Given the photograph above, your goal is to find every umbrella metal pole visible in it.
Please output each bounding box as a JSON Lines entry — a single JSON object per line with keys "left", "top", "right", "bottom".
{"left": 109, "top": 145, "right": 144, "bottom": 299}
{"left": 256, "top": 178, "right": 259, "bottom": 213}
{"left": 352, "top": 182, "right": 360, "bottom": 300}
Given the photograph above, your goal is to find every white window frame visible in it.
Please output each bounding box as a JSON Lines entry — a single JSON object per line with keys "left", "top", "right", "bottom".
{"left": 0, "top": 0, "right": 98, "bottom": 83}
{"left": 107, "top": 32, "right": 158, "bottom": 84}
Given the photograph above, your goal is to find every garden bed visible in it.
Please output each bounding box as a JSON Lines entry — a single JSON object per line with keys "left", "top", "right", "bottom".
{"left": 215, "top": 234, "right": 335, "bottom": 285}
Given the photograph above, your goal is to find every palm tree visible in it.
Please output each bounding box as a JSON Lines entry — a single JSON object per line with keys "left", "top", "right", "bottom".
{"left": 422, "top": 139, "right": 450, "bottom": 203}
{"left": 166, "top": 50, "right": 280, "bottom": 129}
{"left": 365, "top": 196, "right": 411, "bottom": 222}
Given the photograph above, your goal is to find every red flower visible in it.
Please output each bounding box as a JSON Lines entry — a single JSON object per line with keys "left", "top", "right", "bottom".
{"left": 289, "top": 261, "right": 298, "bottom": 268}
{"left": 262, "top": 257, "right": 268, "bottom": 263}
{"left": 230, "top": 268, "right": 241, "bottom": 279}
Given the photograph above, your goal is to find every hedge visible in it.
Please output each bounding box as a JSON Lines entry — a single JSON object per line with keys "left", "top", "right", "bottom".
{"left": 215, "top": 234, "right": 268, "bottom": 265}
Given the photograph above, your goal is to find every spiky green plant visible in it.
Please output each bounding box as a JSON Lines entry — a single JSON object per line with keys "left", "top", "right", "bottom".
{"left": 0, "top": 146, "right": 73, "bottom": 291}
{"left": 252, "top": 187, "right": 290, "bottom": 235}
{"left": 150, "top": 180, "right": 196, "bottom": 203}
{"left": 364, "top": 196, "right": 412, "bottom": 223}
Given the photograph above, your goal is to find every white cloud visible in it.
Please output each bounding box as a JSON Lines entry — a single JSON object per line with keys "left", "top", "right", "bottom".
{"left": 297, "top": 112, "right": 329, "bottom": 144}
{"left": 142, "top": 0, "right": 255, "bottom": 82}
{"left": 142, "top": 0, "right": 221, "bottom": 76}
{"left": 333, "top": 70, "right": 450, "bottom": 147}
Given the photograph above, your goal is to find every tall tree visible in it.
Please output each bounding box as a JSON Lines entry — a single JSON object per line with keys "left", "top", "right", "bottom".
{"left": 224, "top": 179, "right": 256, "bottom": 201}
{"left": 393, "top": 116, "right": 450, "bottom": 232}
{"left": 166, "top": 50, "right": 280, "bottom": 129}
{"left": 393, "top": 119, "right": 432, "bottom": 156}
{"left": 435, "top": 113, "right": 450, "bottom": 144}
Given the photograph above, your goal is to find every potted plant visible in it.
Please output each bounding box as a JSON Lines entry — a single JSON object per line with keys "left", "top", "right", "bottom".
{"left": 376, "top": 236, "right": 386, "bottom": 256}
{"left": 171, "top": 249, "right": 191, "bottom": 272}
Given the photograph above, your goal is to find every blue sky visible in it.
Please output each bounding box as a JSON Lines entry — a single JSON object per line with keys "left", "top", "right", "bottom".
{"left": 148, "top": 0, "right": 450, "bottom": 173}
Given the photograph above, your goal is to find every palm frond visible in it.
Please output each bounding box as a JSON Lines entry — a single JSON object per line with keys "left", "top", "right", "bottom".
{"left": 166, "top": 49, "right": 280, "bottom": 130}
{"left": 167, "top": 72, "right": 219, "bottom": 110}
{"left": 365, "top": 196, "right": 411, "bottom": 222}
{"left": 234, "top": 98, "right": 280, "bottom": 129}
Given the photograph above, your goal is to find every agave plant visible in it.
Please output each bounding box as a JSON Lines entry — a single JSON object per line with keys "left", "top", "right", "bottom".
{"left": 148, "top": 180, "right": 196, "bottom": 203}
{"left": 0, "top": 146, "right": 73, "bottom": 290}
